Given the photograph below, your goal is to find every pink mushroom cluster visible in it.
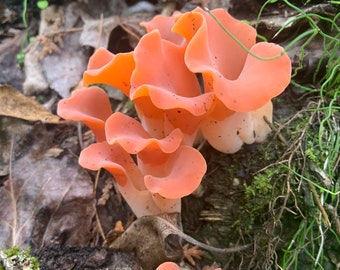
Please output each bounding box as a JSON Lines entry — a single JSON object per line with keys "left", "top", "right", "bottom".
{"left": 57, "top": 7, "right": 291, "bottom": 217}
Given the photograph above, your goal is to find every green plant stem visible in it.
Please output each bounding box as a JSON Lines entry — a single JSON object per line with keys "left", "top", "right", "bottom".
{"left": 206, "top": 8, "right": 320, "bottom": 62}
{"left": 284, "top": 165, "right": 340, "bottom": 196}
{"left": 205, "top": 8, "right": 286, "bottom": 61}
{"left": 22, "top": 0, "right": 28, "bottom": 28}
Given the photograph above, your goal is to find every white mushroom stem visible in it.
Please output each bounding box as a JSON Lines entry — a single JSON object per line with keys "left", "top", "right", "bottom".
{"left": 200, "top": 101, "right": 273, "bottom": 153}
{"left": 116, "top": 179, "right": 181, "bottom": 217}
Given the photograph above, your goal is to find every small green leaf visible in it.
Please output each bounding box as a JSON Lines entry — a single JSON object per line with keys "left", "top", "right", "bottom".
{"left": 37, "top": 0, "right": 49, "bottom": 9}
{"left": 16, "top": 52, "right": 25, "bottom": 65}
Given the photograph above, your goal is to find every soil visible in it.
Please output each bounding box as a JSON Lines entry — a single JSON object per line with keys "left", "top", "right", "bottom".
{"left": 0, "top": 0, "right": 339, "bottom": 270}
{"left": 32, "top": 246, "right": 140, "bottom": 270}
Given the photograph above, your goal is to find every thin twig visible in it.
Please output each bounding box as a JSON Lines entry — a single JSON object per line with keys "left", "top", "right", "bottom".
{"left": 77, "top": 122, "right": 84, "bottom": 150}
{"left": 307, "top": 182, "right": 331, "bottom": 228}
{"left": 9, "top": 137, "right": 17, "bottom": 246}
{"left": 95, "top": 210, "right": 106, "bottom": 241}
{"left": 96, "top": 13, "right": 104, "bottom": 50}
{"left": 161, "top": 1, "right": 176, "bottom": 16}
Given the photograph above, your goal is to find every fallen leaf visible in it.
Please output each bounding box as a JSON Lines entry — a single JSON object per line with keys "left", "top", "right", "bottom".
{"left": 44, "top": 147, "right": 64, "bottom": 158}
{"left": 0, "top": 117, "right": 34, "bottom": 176}
{"left": 0, "top": 84, "right": 60, "bottom": 123}
{"left": 0, "top": 126, "right": 95, "bottom": 249}
{"left": 80, "top": 15, "right": 120, "bottom": 49}
{"left": 24, "top": 3, "right": 89, "bottom": 98}
{"left": 0, "top": 29, "right": 26, "bottom": 91}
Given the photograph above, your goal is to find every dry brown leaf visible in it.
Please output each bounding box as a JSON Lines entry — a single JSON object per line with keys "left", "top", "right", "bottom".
{"left": 0, "top": 30, "right": 26, "bottom": 91}
{"left": 80, "top": 15, "right": 120, "bottom": 49}
{"left": 44, "top": 147, "right": 64, "bottom": 158}
{"left": 40, "top": 3, "right": 91, "bottom": 99}
{"left": 0, "top": 84, "right": 60, "bottom": 123}
{"left": 0, "top": 117, "right": 34, "bottom": 176}
{"left": 0, "top": 127, "right": 95, "bottom": 249}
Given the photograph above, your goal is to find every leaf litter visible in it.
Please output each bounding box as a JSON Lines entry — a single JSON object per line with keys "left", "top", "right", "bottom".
{"left": 0, "top": 85, "right": 59, "bottom": 124}
{"left": 0, "top": 124, "right": 95, "bottom": 249}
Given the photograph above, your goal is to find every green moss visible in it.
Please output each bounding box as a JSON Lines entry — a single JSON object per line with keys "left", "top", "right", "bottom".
{"left": 1, "top": 246, "right": 40, "bottom": 270}
{"left": 246, "top": 172, "right": 273, "bottom": 198}
{"left": 242, "top": 168, "right": 276, "bottom": 232}
{"left": 2, "top": 246, "right": 21, "bottom": 258}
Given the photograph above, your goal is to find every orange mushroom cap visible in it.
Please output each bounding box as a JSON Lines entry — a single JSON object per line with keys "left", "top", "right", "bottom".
{"left": 105, "top": 112, "right": 183, "bottom": 164}
{"left": 173, "top": 7, "right": 291, "bottom": 112}
{"left": 130, "top": 30, "right": 215, "bottom": 144}
{"left": 133, "top": 93, "right": 214, "bottom": 145}
{"left": 144, "top": 145, "right": 207, "bottom": 199}
{"left": 133, "top": 97, "right": 168, "bottom": 139}
{"left": 173, "top": 7, "right": 256, "bottom": 80}
{"left": 83, "top": 48, "right": 135, "bottom": 97}
{"left": 103, "top": 112, "right": 206, "bottom": 199}
{"left": 79, "top": 142, "right": 180, "bottom": 216}
{"left": 156, "top": 262, "right": 180, "bottom": 270}
{"left": 57, "top": 86, "right": 112, "bottom": 142}
{"left": 140, "top": 11, "right": 185, "bottom": 46}
{"left": 79, "top": 141, "right": 142, "bottom": 188}
{"left": 211, "top": 42, "right": 291, "bottom": 111}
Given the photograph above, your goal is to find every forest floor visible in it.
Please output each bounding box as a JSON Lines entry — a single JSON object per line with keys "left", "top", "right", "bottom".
{"left": 0, "top": 0, "right": 339, "bottom": 269}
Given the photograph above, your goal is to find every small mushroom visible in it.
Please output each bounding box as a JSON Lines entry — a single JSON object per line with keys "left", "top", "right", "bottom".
{"left": 105, "top": 112, "right": 183, "bottom": 164}
{"left": 83, "top": 48, "right": 135, "bottom": 96}
{"left": 79, "top": 141, "right": 180, "bottom": 217}
{"left": 143, "top": 145, "right": 207, "bottom": 199}
{"left": 130, "top": 30, "right": 215, "bottom": 144}
{"left": 105, "top": 112, "right": 207, "bottom": 199}
{"left": 57, "top": 86, "right": 112, "bottom": 142}
{"left": 156, "top": 262, "right": 180, "bottom": 270}
{"left": 173, "top": 7, "right": 291, "bottom": 111}
{"left": 140, "top": 11, "right": 185, "bottom": 46}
